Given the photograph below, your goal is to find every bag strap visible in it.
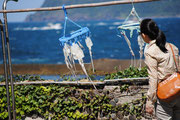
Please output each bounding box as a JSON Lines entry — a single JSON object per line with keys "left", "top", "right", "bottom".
{"left": 169, "top": 44, "right": 179, "bottom": 72}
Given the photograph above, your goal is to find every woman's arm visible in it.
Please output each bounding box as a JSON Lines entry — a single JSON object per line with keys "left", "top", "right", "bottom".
{"left": 144, "top": 52, "right": 158, "bottom": 104}
{"left": 171, "top": 44, "right": 179, "bottom": 71}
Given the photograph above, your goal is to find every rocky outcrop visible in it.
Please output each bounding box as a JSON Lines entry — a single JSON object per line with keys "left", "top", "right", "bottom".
{"left": 25, "top": 0, "right": 180, "bottom": 22}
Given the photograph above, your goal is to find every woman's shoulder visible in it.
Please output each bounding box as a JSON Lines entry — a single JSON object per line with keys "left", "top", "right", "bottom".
{"left": 166, "top": 42, "right": 179, "bottom": 53}
{"left": 145, "top": 42, "right": 160, "bottom": 56}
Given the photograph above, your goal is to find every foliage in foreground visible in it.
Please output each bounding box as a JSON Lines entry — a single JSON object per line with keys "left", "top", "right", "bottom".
{"left": 105, "top": 66, "right": 148, "bottom": 80}
{"left": 0, "top": 85, "right": 146, "bottom": 120}
{"left": 0, "top": 67, "right": 148, "bottom": 119}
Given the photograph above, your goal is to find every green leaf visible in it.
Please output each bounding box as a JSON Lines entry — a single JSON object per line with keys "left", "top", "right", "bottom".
{"left": 54, "top": 107, "right": 60, "bottom": 112}
{"left": 77, "top": 103, "right": 82, "bottom": 108}
{"left": 72, "top": 113, "right": 76, "bottom": 119}
{"left": 39, "top": 99, "right": 44, "bottom": 103}
{"left": 0, "top": 87, "right": 4, "bottom": 92}
{"left": 20, "top": 111, "right": 25, "bottom": 116}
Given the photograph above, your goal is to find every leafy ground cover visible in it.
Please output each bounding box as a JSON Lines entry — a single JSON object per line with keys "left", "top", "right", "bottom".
{"left": 105, "top": 66, "right": 148, "bottom": 80}
{"left": 0, "top": 67, "right": 149, "bottom": 119}
{"left": 0, "top": 85, "right": 146, "bottom": 120}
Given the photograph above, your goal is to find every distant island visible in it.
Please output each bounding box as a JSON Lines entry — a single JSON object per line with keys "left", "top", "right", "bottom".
{"left": 25, "top": 0, "right": 180, "bottom": 22}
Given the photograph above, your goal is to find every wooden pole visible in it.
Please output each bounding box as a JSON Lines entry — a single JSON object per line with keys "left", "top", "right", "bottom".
{"left": 0, "top": 77, "right": 149, "bottom": 86}
{"left": 0, "top": 0, "right": 159, "bottom": 13}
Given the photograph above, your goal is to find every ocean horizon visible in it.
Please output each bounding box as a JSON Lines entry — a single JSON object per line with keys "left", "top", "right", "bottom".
{"left": 0, "top": 17, "right": 180, "bottom": 65}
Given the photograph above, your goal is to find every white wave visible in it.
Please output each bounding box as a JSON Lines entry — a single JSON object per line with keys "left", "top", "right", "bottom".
{"left": 11, "top": 58, "right": 47, "bottom": 63}
{"left": 96, "top": 22, "right": 107, "bottom": 26}
{"left": 9, "top": 37, "right": 17, "bottom": 41}
{"left": 114, "top": 49, "right": 119, "bottom": 52}
{"left": 86, "top": 23, "right": 91, "bottom": 26}
{"left": 110, "top": 54, "right": 114, "bottom": 57}
{"left": 113, "top": 22, "right": 122, "bottom": 25}
{"left": 14, "top": 23, "right": 62, "bottom": 31}
{"left": 100, "top": 50, "right": 105, "bottom": 53}
{"left": 10, "top": 58, "right": 24, "bottom": 63}
{"left": 26, "top": 58, "right": 46, "bottom": 62}
{"left": 11, "top": 47, "right": 16, "bottom": 50}
{"left": 109, "top": 26, "right": 115, "bottom": 30}
{"left": 56, "top": 31, "right": 60, "bottom": 34}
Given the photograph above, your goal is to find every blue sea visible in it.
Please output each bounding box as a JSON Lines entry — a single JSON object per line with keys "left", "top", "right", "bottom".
{"left": 0, "top": 17, "right": 180, "bottom": 64}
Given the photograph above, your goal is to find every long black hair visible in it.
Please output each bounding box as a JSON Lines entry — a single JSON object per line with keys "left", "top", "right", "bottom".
{"left": 140, "top": 19, "right": 168, "bottom": 53}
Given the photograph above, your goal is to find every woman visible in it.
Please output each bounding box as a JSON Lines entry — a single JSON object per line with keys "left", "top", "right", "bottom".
{"left": 140, "top": 18, "right": 180, "bottom": 120}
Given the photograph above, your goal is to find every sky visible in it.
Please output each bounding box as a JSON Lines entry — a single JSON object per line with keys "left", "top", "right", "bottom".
{"left": 0, "top": 0, "right": 44, "bottom": 22}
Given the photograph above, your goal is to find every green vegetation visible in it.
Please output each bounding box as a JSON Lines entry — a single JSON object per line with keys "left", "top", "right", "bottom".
{"left": 0, "top": 85, "right": 146, "bottom": 120}
{"left": 0, "top": 67, "right": 149, "bottom": 119}
{"left": 25, "top": 0, "right": 180, "bottom": 22}
{"left": 105, "top": 66, "right": 148, "bottom": 80}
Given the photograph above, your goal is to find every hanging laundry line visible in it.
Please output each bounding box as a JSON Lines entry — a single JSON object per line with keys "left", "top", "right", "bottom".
{"left": 0, "top": 0, "right": 159, "bottom": 13}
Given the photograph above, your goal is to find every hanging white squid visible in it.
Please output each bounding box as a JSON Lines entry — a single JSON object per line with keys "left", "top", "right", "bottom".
{"left": 70, "top": 42, "right": 98, "bottom": 90}
{"left": 63, "top": 43, "right": 76, "bottom": 76}
{"left": 85, "top": 37, "right": 95, "bottom": 73}
{"left": 116, "top": 0, "right": 142, "bottom": 68}
{"left": 137, "top": 35, "right": 145, "bottom": 69}
{"left": 120, "top": 31, "right": 136, "bottom": 67}
{"left": 70, "top": 42, "right": 88, "bottom": 77}
{"left": 59, "top": 5, "right": 98, "bottom": 91}
{"left": 120, "top": 31, "right": 135, "bottom": 57}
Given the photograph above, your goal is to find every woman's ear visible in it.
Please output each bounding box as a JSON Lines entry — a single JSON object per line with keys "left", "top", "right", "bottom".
{"left": 141, "top": 33, "right": 150, "bottom": 43}
{"left": 141, "top": 33, "right": 146, "bottom": 38}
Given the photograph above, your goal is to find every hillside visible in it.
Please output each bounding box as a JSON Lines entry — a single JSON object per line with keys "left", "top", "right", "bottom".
{"left": 25, "top": 0, "right": 180, "bottom": 22}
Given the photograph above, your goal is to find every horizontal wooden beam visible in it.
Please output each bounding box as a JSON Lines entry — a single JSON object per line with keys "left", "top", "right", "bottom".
{"left": 0, "top": 0, "right": 159, "bottom": 13}
{"left": 0, "top": 77, "right": 149, "bottom": 86}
